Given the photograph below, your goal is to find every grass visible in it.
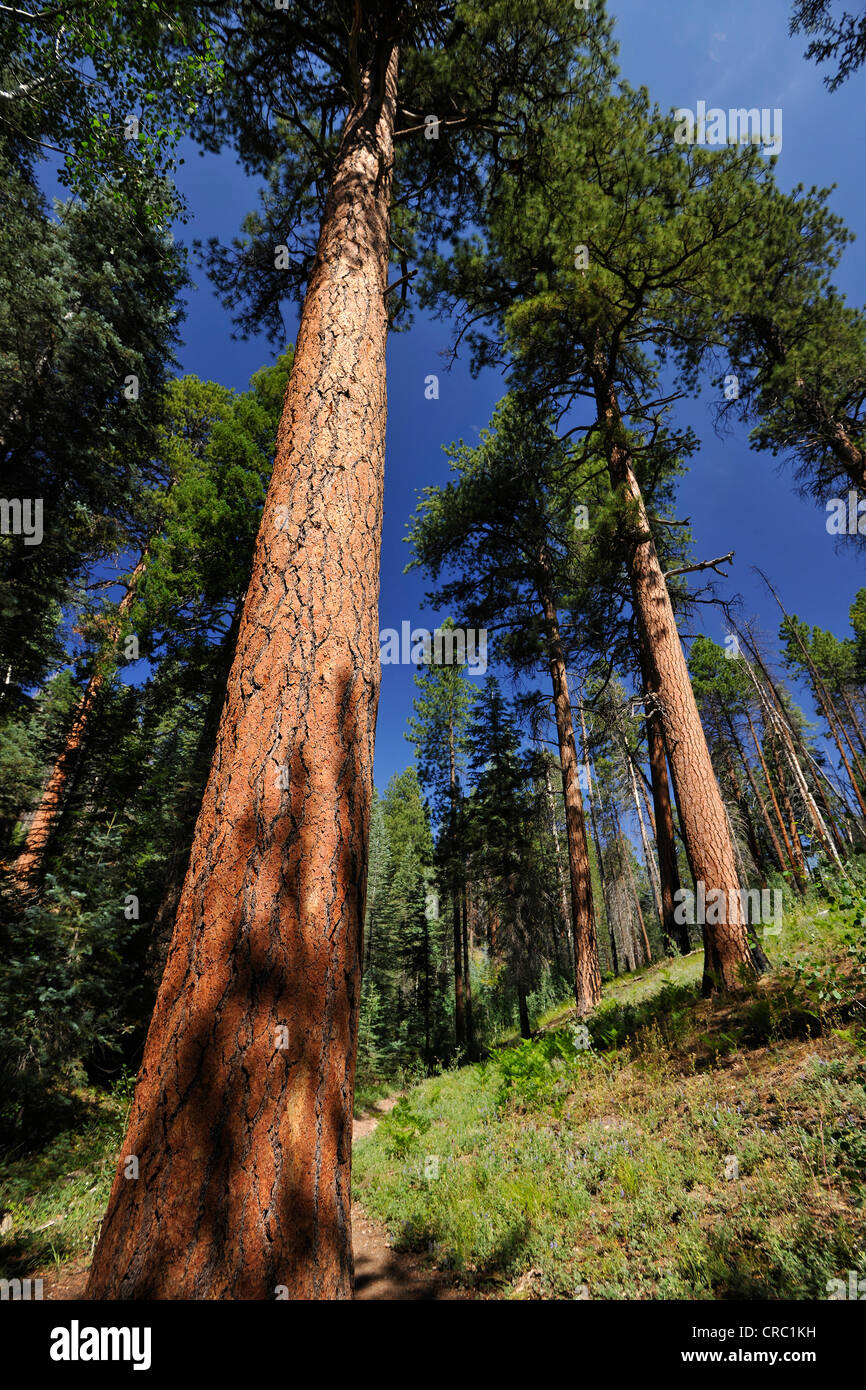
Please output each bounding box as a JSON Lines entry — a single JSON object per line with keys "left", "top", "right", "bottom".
{"left": 352, "top": 891, "right": 866, "bottom": 1298}
{"left": 3, "top": 883, "right": 864, "bottom": 1298}
{"left": 0, "top": 1075, "right": 132, "bottom": 1279}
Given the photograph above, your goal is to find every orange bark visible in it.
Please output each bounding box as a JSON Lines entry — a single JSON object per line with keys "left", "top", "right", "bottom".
{"left": 86, "top": 45, "right": 399, "bottom": 1301}
{"left": 12, "top": 552, "right": 149, "bottom": 893}
{"left": 593, "top": 373, "right": 758, "bottom": 992}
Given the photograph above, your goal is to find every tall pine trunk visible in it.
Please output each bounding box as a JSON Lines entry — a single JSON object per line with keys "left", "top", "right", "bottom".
{"left": 644, "top": 687, "right": 688, "bottom": 953}
{"left": 12, "top": 552, "right": 149, "bottom": 892}
{"left": 578, "top": 703, "right": 618, "bottom": 976}
{"left": 593, "top": 373, "right": 760, "bottom": 993}
{"left": 537, "top": 562, "right": 602, "bottom": 1013}
{"left": 542, "top": 755, "right": 574, "bottom": 975}
{"left": 462, "top": 880, "right": 474, "bottom": 1059}
{"left": 625, "top": 739, "right": 663, "bottom": 937}
{"left": 86, "top": 46, "right": 399, "bottom": 1301}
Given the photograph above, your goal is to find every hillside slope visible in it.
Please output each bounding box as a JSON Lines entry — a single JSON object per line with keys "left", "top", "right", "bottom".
{"left": 353, "top": 895, "right": 866, "bottom": 1299}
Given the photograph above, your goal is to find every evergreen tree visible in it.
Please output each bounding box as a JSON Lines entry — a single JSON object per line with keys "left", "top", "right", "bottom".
{"left": 86, "top": 0, "right": 615, "bottom": 1301}
{"left": 422, "top": 74, "right": 796, "bottom": 991}
{"left": 0, "top": 156, "right": 187, "bottom": 697}
{"left": 790, "top": 1, "right": 866, "bottom": 89}
{"left": 408, "top": 635, "right": 476, "bottom": 1051}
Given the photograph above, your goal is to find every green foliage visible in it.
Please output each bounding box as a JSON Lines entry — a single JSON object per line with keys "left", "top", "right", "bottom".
{"left": 0, "top": 826, "right": 148, "bottom": 1143}
{"left": 196, "top": 0, "right": 615, "bottom": 339}
{"left": 0, "top": 0, "right": 219, "bottom": 208}
{"left": 354, "top": 899, "right": 866, "bottom": 1297}
{"left": 0, "top": 1081, "right": 133, "bottom": 1279}
{"left": 0, "top": 152, "right": 187, "bottom": 693}
{"left": 0, "top": 350, "right": 294, "bottom": 1137}
{"left": 380, "top": 1097, "right": 432, "bottom": 1161}
{"left": 358, "top": 773, "right": 446, "bottom": 1082}
{"left": 491, "top": 1025, "right": 593, "bottom": 1113}
{"left": 790, "top": 1, "right": 866, "bottom": 90}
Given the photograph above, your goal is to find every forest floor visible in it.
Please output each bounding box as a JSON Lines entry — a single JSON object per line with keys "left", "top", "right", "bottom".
{"left": 352, "top": 894, "right": 866, "bottom": 1298}
{"left": 0, "top": 1090, "right": 471, "bottom": 1301}
{"left": 3, "top": 887, "right": 865, "bottom": 1300}
{"left": 352, "top": 1096, "right": 470, "bottom": 1299}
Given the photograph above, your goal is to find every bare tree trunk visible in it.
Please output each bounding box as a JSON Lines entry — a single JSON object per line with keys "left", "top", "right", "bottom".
{"left": 643, "top": 688, "right": 688, "bottom": 954}
{"left": 628, "top": 746, "right": 663, "bottom": 933}
{"left": 86, "top": 45, "right": 399, "bottom": 1301}
{"left": 743, "top": 655, "right": 844, "bottom": 872}
{"left": 536, "top": 565, "right": 601, "bottom": 1013}
{"left": 760, "top": 571, "right": 866, "bottom": 803}
{"left": 578, "top": 702, "right": 618, "bottom": 977}
{"left": 612, "top": 809, "right": 652, "bottom": 966}
{"left": 542, "top": 755, "right": 574, "bottom": 976}
{"left": 744, "top": 637, "right": 863, "bottom": 854}
{"left": 517, "top": 982, "right": 531, "bottom": 1039}
{"left": 839, "top": 684, "right": 866, "bottom": 761}
{"left": 769, "top": 723, "right": 810, "bottom": 868}
{"left": 723, "top": 747, "right": 767, "bottom": 884}
{"left": 12, "top": 553, "right": 149, "bottom": 892}
{"left": 726, "top": 720, "right": 785, "bottom": 875}
{"left": 746, "top": 709, "right": 805, "bottom": 887}
{"left": 593, "top": 372, "right": 759, "bottom": 992}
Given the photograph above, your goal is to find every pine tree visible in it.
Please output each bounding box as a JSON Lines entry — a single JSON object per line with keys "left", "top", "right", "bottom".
{"left": 790, "top": 2, "right": 866, "bottom": 89}
{"left": 85, "top": 0, "right": 612, "bottom": 1301}
{"left": 465, "top": 680, "right": 541, "bottom": 1037}
{"left": 424, "top": 78, "right": 787, "bottom": 991}
{"left": 0, "top": 155, "right": 186, "bottom": 698}
{"left": 407, "top": 396, "right": 606, "bottom": 1012}
{"left": 408, "top": 638, "right": 476, "bottom": 1052}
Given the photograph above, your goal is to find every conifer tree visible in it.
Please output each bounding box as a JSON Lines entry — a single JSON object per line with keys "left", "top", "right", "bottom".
{"left": 423, "top": 79, "right": 792, "bottom": 991}
{"left": 86, "top": 0, "right": 614, "bottom": 1301}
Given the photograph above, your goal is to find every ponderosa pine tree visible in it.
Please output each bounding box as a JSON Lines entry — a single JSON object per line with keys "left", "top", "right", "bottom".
{"left": 86, "top": 0, "right": 615, "bottom": 1301}
{"left": 689, "top": 636, "right": 792, "bottom": 884}
{"left": 0, "top": 155, "right": 187, "bottom": 700}
{"left": 777, "top": 610, "right": 866, "bottom": 817}
{"left": 9, "top": 553, "right": 149, "bottom": 895}
{"left": 712, "top": 186, "right": 866, "bottom": 500}
{"left": 407, "top": 395, "right": 606, "bottom": 1012}
{"left": 423, "top": 78, "right": 789, "bottom": 991}
{"left": 408, "top": 636, "right": 476, "bottom": 1051}
{"left": 790, "top": 1, "right": 866, "bottom": 88}
{"left": 782, "top": 611, "right": 866, "bottom": 764}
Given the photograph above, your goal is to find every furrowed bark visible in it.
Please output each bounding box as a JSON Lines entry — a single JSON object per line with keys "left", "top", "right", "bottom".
{"left": 86, "top": 45, "right": 399, "bottom": 1301}
{"left": 593, "top": 374, "right": 759, "bottom": 993}
{"left": 12, "top": 552, "right": 149, "bottom": 894}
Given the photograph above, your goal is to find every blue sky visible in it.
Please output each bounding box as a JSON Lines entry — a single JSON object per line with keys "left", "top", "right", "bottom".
{"left": 161, "top": 0, "right": 866, "bottom": 794}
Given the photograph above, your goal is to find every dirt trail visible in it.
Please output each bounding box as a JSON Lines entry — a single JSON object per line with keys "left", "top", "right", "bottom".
{"left": 351, "top": 1095, "right": 468, "bottom": 1300}
{"left": 35, "top": 1095, "right": 468, "bottom": 1301}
